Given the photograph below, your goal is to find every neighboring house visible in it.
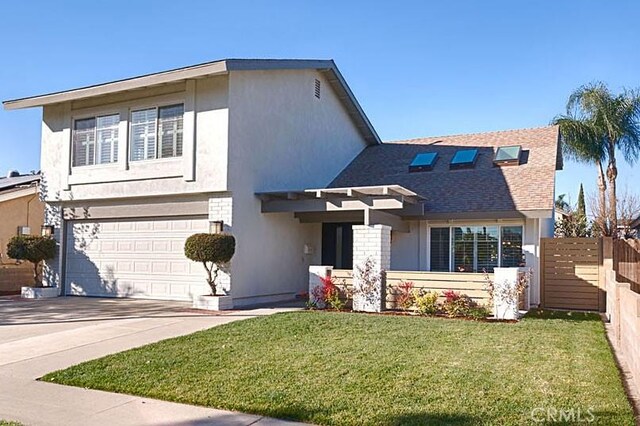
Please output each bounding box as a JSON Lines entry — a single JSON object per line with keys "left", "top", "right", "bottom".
{"left": 632, "top": 216, "right": 640, "bottom": 236}
{"left": 3, "top": 59, "right": 560, "bottom": 307}
{"left": 0, "top": 172, "right": 45, "bottom": 294}
{"left": 620, "top": 215, "right": 640, "bottom": 239}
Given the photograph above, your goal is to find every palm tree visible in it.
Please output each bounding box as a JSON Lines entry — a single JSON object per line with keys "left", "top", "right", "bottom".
{"left": 555, "top": 194, "right": 570, "bottom": 212}
{"left": 553, "top": 82, "right": 640, "bottom": 236}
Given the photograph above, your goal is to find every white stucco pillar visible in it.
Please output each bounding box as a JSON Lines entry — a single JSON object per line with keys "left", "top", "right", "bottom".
{"left": 523, "top": 218, "right": 539, "bottom": 307}
{"left": 352, "top": 224, "right": 391, "bottom": 312}
{"left": 493, "top": 267, "right": 525, "bottom": 320}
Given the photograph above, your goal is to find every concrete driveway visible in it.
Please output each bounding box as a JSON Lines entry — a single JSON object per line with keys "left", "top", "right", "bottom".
{"left": 0, "top": 296, "right": 304, "bottom": 426}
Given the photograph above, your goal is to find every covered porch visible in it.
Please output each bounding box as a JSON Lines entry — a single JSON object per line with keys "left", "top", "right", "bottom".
{"left": 257, "top": 184, "right": 543, "bottom": 309}
{"left": 258, "top": 184, "right": 422, "bottom": 269}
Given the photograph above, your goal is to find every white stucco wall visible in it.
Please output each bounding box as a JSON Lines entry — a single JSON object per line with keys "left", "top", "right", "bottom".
{"left": 390, "top": 221, "right": 421, "bottom": 270}
{"left": 40, "top": 76, "right": 229, "bottom": 202}
{"left": 226, "top": 69, "right": 370, "bottom": 305}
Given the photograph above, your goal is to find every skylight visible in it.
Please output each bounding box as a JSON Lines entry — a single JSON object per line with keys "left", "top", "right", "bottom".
{"left": 494, "top": 145, "right": 522, "bottom": 166}
{"left": 409, "top": 152, "right": 438, "bottom": 172}
{"left": 450, "top": 149, "right": 478, "bottom": 169}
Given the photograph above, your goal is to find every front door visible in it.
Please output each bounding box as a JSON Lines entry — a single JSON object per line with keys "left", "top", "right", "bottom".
{"left": 321, "top": 223, "right": 359, "bottom": 269}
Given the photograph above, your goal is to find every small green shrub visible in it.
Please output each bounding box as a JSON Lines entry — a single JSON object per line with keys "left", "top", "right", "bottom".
{"left": 6, "top": 235, "right": 56, "bottom": 286}
{"left": 442, "top": 290, "right": 475, "bottom": 318}
{"left": 468, "top": 306, "right": 490, "bottom": 320}
{"left": 184, "top": 233, "right": 235, "bottom": 295}
{"left": 414, "top": 290, "right": 439, "bottom": 316}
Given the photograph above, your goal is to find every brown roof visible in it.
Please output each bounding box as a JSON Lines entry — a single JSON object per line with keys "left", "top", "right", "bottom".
{"left": 330, "top": 126, "right": 561, "bottom": 217}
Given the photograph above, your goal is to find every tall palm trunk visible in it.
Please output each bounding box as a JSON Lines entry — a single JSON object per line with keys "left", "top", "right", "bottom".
{"left": 606, "top": 149, "right": 618, "bottom": 237}
{"left": 596, "top": 161, "right": 608, "bottom": 235}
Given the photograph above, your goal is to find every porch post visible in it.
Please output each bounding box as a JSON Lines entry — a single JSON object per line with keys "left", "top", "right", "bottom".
{"left": 352, "top": 224, "right": 391, "bottom": 312}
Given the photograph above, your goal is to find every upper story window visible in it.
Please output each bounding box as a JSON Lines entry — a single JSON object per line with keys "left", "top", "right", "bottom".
{"left": 72, "top": 114, "right": 119, "bottom": 167}
{"left": 130, "top": 104, "right": 184, "bottom": 161}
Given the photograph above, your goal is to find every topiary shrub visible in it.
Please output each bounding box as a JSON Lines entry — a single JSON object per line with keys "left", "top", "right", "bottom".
{"left": 184, "top": 233, "right": 235, "bottom": 295}
{"left": 7, "top": 235, "right": 57, "bottom": 286}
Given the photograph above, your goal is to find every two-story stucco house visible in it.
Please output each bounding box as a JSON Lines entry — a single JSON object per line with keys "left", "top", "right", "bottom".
{"left": 3, "top": 59, "right": 560, "bottom": 308}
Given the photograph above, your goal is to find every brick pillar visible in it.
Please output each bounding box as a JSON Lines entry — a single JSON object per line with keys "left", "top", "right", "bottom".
{"left": 352, "top": 225, "right": 391, "bottom": 312}
{"left": 208, "top": 196, "right": 233, "bottom": 294}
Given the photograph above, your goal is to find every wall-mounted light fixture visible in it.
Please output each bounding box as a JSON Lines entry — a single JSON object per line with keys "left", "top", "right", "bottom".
{"left": 17, "top": 226, "right": 31, "bottom": 236}
{"left": 210, "top": 221, "right": 224, "bottom": 234}
{"left": 41, "top": 225, "right": 55, "bottom": 237}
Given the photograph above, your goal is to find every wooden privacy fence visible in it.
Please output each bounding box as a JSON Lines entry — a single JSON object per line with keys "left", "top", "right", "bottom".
{"left": 541, "top": 238, "right": 602, "bottom": 311}
{"left": 605, "top": 269, "right": 640, "bottom": 392}
{"left": 614, "top": 238, "right": 640, "bottom": 294}
{"left": 331, "top": 269, "right": 491, "bottom": 310}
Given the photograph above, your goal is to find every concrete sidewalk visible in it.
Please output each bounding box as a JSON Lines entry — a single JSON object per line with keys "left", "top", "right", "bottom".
{"left": 0, "top": 297, "right": 306, "bottom": 426}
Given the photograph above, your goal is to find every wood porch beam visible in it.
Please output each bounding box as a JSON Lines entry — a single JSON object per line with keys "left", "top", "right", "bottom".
{"left": 365, "top": 209, "right": 410, "bottom": 233}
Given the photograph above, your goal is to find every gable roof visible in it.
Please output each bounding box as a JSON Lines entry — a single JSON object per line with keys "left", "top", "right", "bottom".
{"left": 330, "top": 126, "right": 561, "bottom": 218}
{"left": 2, "top": 59, "right": 380, "bottom": 145}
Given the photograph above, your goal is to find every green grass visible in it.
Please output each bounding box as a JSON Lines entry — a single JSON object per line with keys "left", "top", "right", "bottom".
{"left": 0, "top": 421, "right": 23, "bottom": 426}
{"left": 42, "top": 310, "right": 635, "bottom": 425}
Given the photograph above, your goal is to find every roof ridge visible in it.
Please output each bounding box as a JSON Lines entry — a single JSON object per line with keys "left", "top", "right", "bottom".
{"left": 386, "top": 125, "right": 558, "bottom": 144}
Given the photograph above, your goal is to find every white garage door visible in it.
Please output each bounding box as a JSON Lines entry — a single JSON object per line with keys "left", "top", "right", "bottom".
{"left": 65, "top": 217, "right": 210, "bottom": 300}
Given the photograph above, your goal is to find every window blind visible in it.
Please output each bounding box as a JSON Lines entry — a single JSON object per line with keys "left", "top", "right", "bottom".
{"left": 453, "top": 227, "right": 475, "bottom": 272}
{"left": 130, "top": 108, "right": 157, "bottom": 161}
{"left": 158, "top": 104, "right": 184, "bottom": 158}
{"left": 476, "top": 226, "right": 499, "bottom": 272}
{"left": 73, "top": 118, "right": 96, "bottom": 167}
{"left": 96, "top": 114, "right": 119, "bottom": 164}
{"left": 452, "top": 226, "right": 499, "bottom": 272}
{"left": 501, "top": 226, "right": 524, "bottom": 267}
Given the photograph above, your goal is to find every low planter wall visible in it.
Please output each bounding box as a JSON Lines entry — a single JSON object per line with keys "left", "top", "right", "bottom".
{"left": 21, "top": 286, "right": 59, "bottom": 299}
{"left": 331, "top": 269, "right": 492, "bottom": 310}
{"left": 0, "top": 265, "right": 34, "bottom": 295}
{"left": 606, "top": 269, "right": 640, "bottom": 391}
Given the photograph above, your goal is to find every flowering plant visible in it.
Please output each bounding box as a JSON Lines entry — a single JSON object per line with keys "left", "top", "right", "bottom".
{"left": 442, "top": 290, "right": 474, "bottom": 317}
{"left": 310, "top": 275, "right": 344, "bottom": 310}
{"left": 395, "top": 280, "right": 415, "bottom": 311}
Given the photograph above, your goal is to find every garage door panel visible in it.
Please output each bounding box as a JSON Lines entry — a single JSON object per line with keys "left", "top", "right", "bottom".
{"left": 65, "top": 217, "right": 209, "bottom": 301}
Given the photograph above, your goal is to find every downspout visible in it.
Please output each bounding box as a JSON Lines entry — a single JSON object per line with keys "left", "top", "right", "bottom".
{"left": 25, "top": 183, "right": 38, "bottom": 230}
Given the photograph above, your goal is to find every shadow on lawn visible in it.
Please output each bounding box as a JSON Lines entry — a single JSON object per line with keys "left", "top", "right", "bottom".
{"left": 153, "top": 408, "right": 480, "bottom": 426}
{"left": 524, "top": 308, "right": 601, "bottom": 322}
{"left": 381, "top": 413, "right": 478, "bottom": 426}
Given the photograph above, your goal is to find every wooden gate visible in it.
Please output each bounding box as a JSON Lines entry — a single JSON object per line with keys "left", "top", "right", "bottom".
{"left": 541, "top": 238, "right": 602, "bottom": 311}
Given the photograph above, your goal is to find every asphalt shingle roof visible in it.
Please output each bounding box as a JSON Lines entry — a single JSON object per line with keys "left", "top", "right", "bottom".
{"left": 0, "top": 174, "right": 41, "bottom": 193}
{"left": 330, "top": 126, "right": 561, "bottom": 216}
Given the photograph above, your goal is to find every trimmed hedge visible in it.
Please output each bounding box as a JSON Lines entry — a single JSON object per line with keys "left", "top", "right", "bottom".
{"left": 184, "top": 233, "right": 235, "bottom": 264}
{"left": 6, "top": 235, "right": 57, "bottom": 286}
{"left": 184, "top": 233, "right": 236, "bottom": 295}
{"left": 6, "top": 235, "right": 56, "bottom": 264}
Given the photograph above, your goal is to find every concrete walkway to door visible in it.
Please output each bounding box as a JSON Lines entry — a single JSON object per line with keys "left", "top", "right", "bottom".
{"left": 0, "top": 296, "right": 307, "bottom": 426}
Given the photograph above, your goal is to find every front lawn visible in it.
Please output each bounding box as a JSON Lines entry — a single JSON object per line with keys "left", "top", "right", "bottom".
{"left": 42, "top": 311, "right": 635, "bottom": 425}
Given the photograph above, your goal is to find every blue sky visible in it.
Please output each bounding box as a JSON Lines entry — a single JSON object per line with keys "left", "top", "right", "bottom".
{"left": 1, "top": 0, "right": 638, "bottom": 208}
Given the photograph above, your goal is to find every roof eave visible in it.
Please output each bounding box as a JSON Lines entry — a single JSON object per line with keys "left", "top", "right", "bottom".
{"left": 2, "top": 60, "right": 230, "bottom": 111}
{"left": 2, "top": 59, "right": 381, "bottom": 145}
